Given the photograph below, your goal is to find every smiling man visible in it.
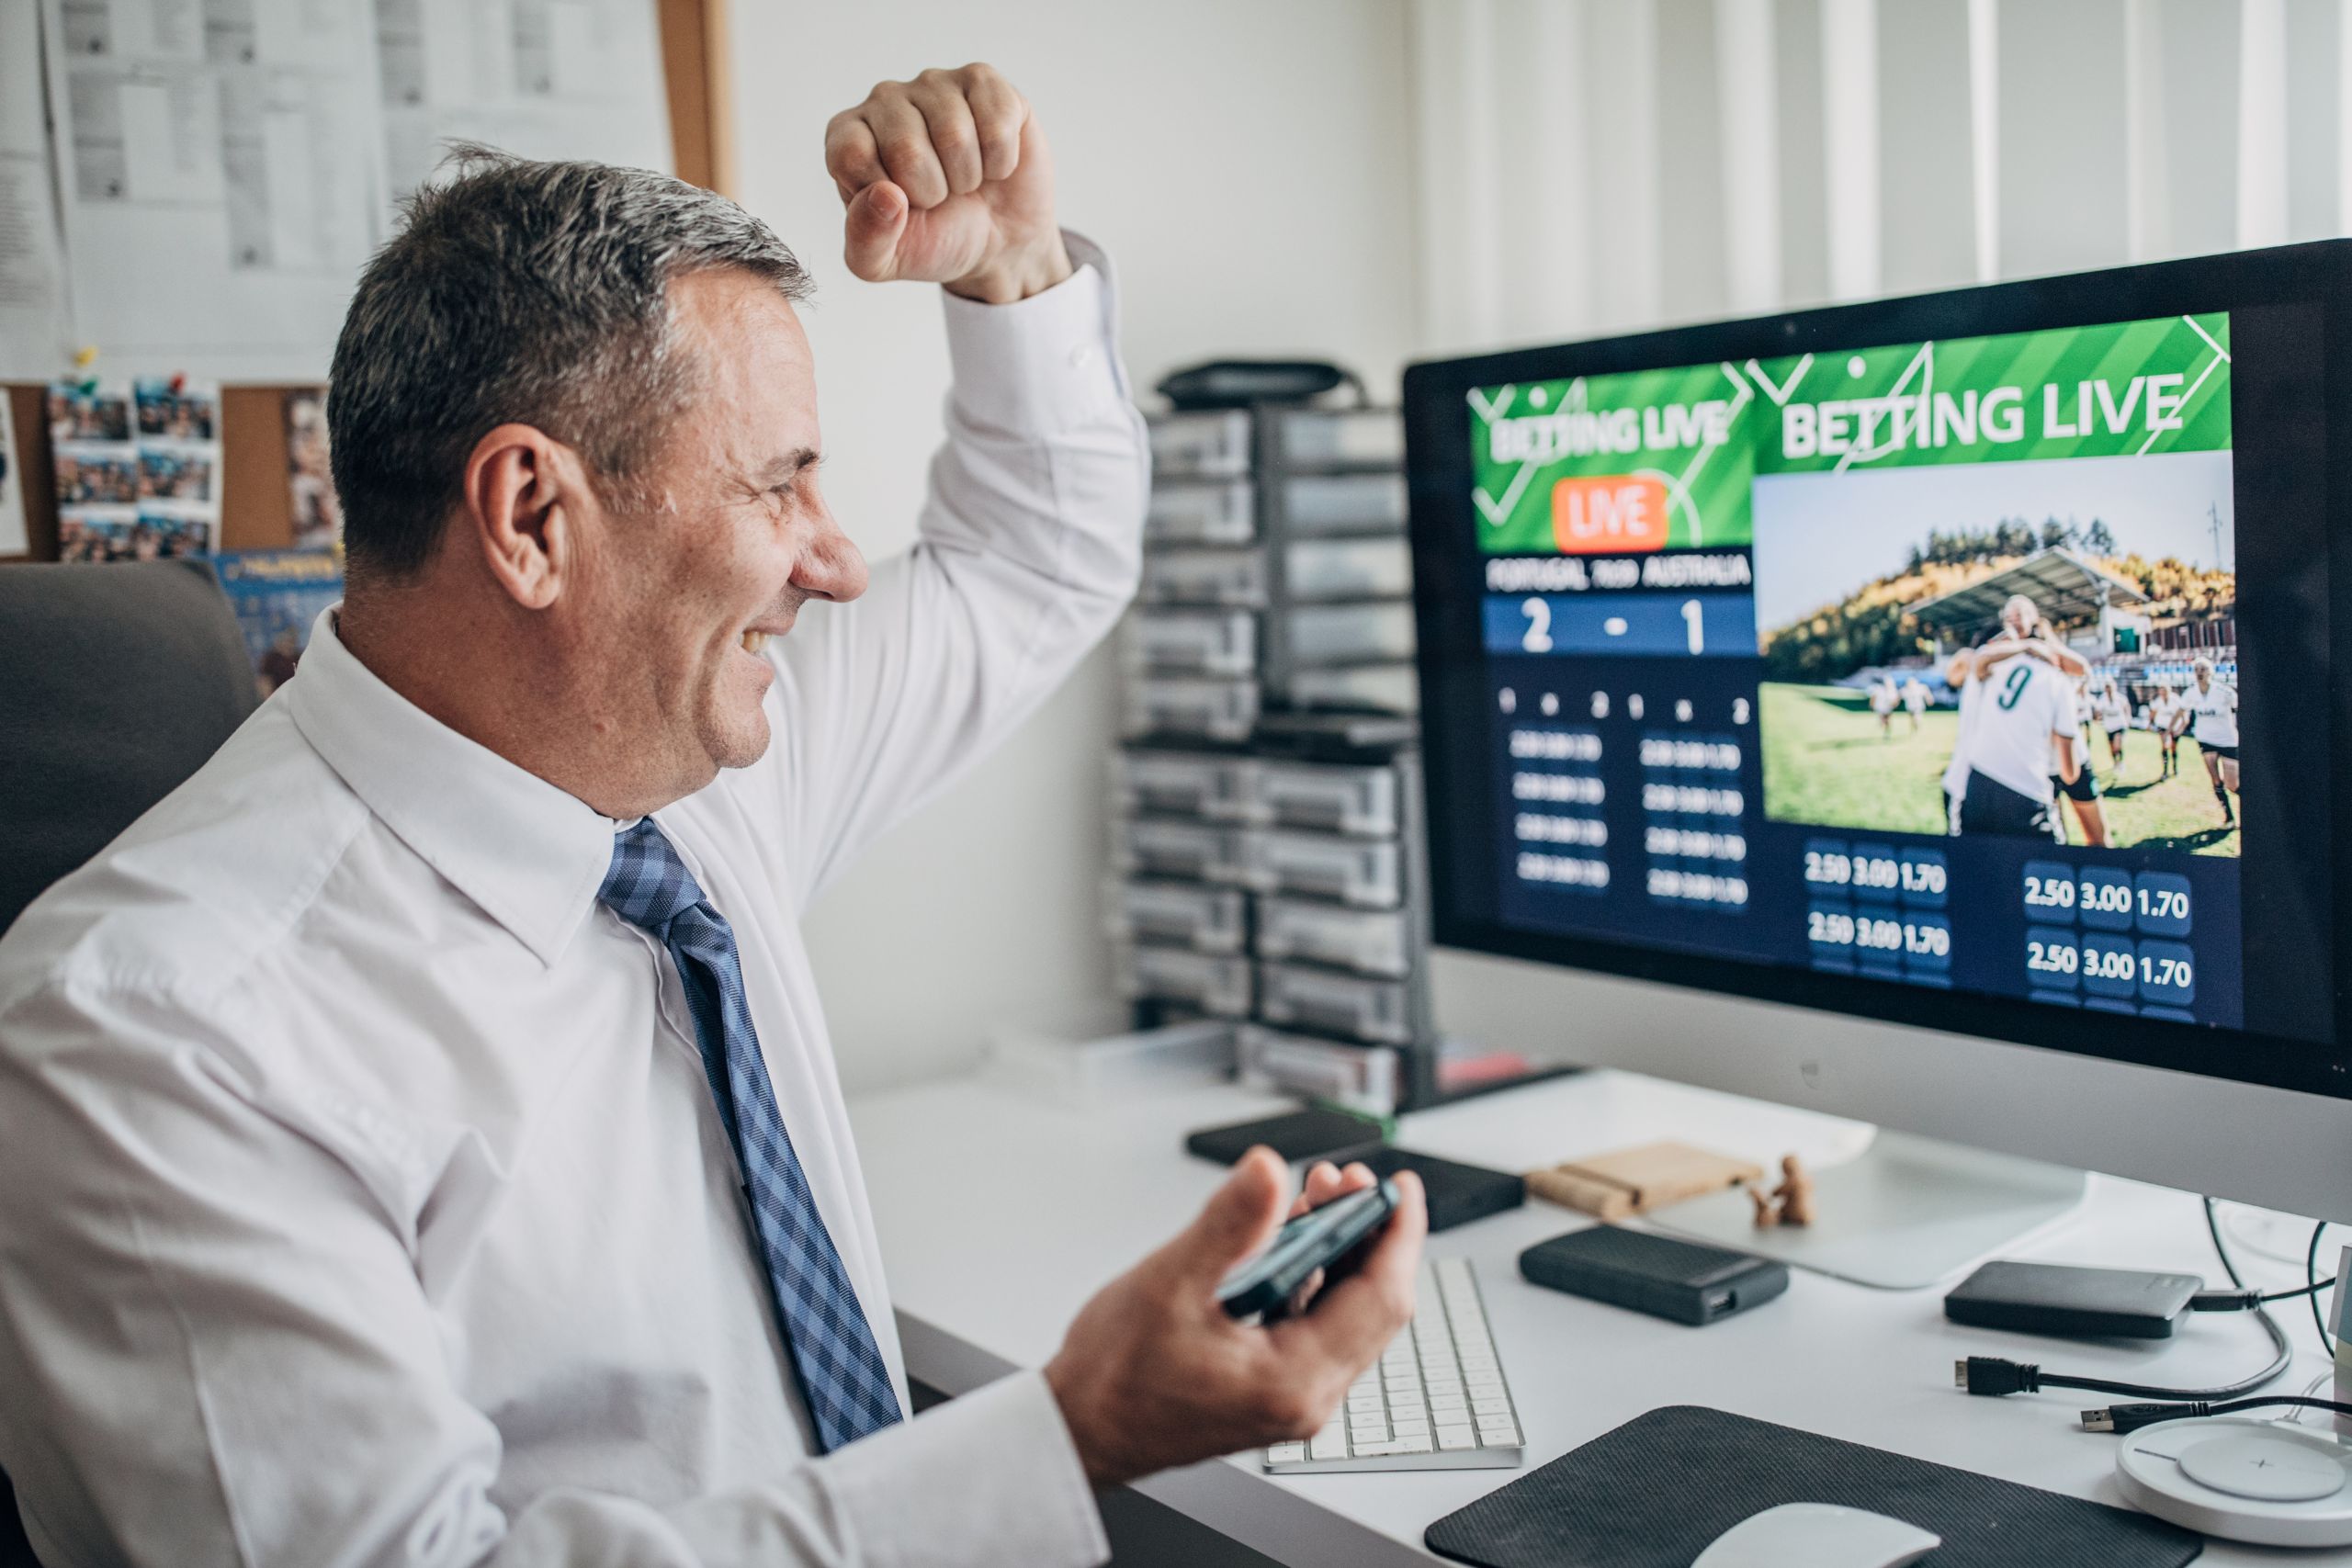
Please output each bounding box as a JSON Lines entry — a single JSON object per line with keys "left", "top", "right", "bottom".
{"left": 0, "top": 64, "right": 1422, "bottom": 1567}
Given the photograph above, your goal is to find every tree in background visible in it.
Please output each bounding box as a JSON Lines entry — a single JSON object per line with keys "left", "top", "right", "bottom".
{"left": 1775, "top": 514, "right": 2231, "bottom": 685}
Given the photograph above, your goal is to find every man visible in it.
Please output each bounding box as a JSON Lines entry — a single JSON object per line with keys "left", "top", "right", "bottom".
{"left": 0, "top": 65, "right": 1422, "bottom": 1567}
{"left": 2147, "top": 680, "right": 2183, "bottom": 778}
{"left": 1952, "top": 596, "right": 2085, "bottom": 840}
{"left": 1900, "top": 674, "right": 1928, "bottom": 735}
{"left": 2177, "top": 655, "right": 2241, "bottom": 827}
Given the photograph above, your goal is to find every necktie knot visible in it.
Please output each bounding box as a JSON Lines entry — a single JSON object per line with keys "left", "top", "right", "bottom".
{"left": 599, "top": 818, "right": 707, "bottom": 936}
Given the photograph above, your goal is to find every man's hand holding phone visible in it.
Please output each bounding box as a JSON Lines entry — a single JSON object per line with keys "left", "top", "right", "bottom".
{"left": 1044, "top": 1151, "right": 1427, "bottom": 1489}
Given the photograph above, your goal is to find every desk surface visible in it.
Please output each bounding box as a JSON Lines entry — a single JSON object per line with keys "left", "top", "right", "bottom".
{"left": 847, "top": 1066, "right": 2344, "bottom": 1567}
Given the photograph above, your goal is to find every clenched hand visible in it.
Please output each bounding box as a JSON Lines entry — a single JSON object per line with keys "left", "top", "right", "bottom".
{"left": 823, "top": 63, "right": 1074, "bottom": 304}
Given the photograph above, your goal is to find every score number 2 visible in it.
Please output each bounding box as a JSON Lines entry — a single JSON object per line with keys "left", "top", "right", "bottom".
{"left": 1521, "top": 597, "right": 1553, "bottom": 653}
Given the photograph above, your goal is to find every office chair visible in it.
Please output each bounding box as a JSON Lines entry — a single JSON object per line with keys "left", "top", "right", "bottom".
{"left": 0, "top": 558, "right": 261, "bottom": 1562}
{"left": 0, "top": 560, "right": 260, "bottom": 933}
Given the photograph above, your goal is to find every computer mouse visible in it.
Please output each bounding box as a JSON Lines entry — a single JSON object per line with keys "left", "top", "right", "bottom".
{"left": 1690, "top": 1501, "right": 1942, "bottom": 1568}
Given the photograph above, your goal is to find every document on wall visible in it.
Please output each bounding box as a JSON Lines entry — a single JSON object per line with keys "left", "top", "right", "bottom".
{"left": 0, "top": 393, "right": 29, "bottom": 557}
{"left": 374, "top": 0, "right": 673, "bottom": 204}
{"left": 0, "top": 0, "right": 72, "bottom": 378}
{"left": 40, "top": 0, "right": 389, "bottom": 379}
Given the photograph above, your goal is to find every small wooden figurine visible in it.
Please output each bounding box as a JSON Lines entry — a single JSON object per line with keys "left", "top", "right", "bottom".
{"left": 1747, "top": 1154, "right": 1815, "bottom": 1228}
{"left": 1773, "top": 1155, "right": 1815, "bottom": 1226}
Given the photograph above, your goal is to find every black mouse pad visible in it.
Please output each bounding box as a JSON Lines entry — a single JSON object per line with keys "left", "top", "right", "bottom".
{"left": 1425, "top": 1405, "right": 2200, "bottom": 1568}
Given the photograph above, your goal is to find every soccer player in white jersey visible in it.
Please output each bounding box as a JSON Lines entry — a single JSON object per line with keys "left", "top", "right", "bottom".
{"left": 2177, "top": 656, "right": 2240, "bottom": 827}
{"left": 1871, "top": 675, "right": 1898, "bottom": 739}
{"left": 1954, "top": 596, "right": 2087, "bottom": 839}
{"left": 2147, "top": 682, "right": 2183, "bottom": 777}
{"left": 1901, "top": 675, "right": 1928, "bottom": 734}
{"left": 2096, "top": 679, "right": 2131, "bottom": 771}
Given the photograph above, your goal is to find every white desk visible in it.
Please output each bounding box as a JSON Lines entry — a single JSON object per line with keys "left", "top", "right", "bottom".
{"left": 848, "top": 1066, "right": 2345, "bottom": 1566}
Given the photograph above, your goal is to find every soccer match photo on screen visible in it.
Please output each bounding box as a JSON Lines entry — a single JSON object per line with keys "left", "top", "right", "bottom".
{"left": 1752, "top": 446, "right": 2239, "bottom": 856}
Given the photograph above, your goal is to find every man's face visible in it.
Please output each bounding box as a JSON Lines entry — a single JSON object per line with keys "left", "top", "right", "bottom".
{"left": 567, "top": 267, "right": 867, "bottom": 800}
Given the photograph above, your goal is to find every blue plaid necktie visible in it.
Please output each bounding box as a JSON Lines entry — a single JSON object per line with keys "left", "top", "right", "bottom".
{"left": 599, "top": 818, "right": 903, "bottom": 1451}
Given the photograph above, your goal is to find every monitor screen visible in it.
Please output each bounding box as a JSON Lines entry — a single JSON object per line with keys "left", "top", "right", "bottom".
{"left": 1405, "top": 244, "right": 2348, "bottom": 1101}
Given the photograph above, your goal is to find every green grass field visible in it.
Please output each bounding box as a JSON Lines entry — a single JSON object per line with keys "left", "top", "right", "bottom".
{"left": 1759, "top": 683, "right": 2240, "bottom": 855}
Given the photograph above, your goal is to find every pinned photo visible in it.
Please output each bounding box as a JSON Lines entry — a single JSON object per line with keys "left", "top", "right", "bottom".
{"left": 58, "top": 509, "right": 216, "bottom": 562}
{"left": 53, "top": 446, "right": 140, "bottom": 506}
{"left": 46, "top": 383, "right": 130, "bottom": 445}
{"left": 284, "top": 387, "right": 342, "bottom": 550}
{"left": 134, "top": 378, "right": 220, "bottom": 442}
{"left": 138, "top": 446, "right": 216, "bottom": 502}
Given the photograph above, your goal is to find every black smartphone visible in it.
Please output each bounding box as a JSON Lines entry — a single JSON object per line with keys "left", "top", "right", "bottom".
{"left": 1217, "top": 1177, "right": 1401, "bottom": 1320}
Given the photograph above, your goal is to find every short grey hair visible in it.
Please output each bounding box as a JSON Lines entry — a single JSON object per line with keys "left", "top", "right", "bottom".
{"left": 328, "top": 146, "right": 811, "bottom": 581}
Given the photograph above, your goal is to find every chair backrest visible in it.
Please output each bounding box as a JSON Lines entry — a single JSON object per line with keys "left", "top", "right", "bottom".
{"left": 0, "top": 558, "right": 261, "bottom": 1562}
{"left": 0, "top": 559, "right": 260, "bottom": 936}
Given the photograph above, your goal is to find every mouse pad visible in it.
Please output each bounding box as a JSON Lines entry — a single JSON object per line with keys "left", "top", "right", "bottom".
{"left": 1425, "top": 1405, "right": 2200, "bottom": 1568}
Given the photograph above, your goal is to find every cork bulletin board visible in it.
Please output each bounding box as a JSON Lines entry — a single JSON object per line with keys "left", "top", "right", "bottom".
{"left": 3, "top": 0, "right": 733, "bottom": 564}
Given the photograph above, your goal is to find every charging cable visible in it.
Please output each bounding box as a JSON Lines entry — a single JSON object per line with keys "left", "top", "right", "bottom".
{"left": 1954, "top": 1304, "right": 2290, "bottom": 1401}
{"left": 2308, "top": 1219, "right": 2337, "bottom": 1357}
{"left": 2082, "top": 1395, "right": 2352, "bottom": 1435}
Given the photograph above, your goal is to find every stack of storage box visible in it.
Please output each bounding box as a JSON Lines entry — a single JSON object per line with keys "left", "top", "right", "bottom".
{"left": 1106, "top": 400, "right": 1438, "bottom": 1114}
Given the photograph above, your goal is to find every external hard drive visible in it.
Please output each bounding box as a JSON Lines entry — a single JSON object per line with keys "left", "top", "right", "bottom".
{"left": 1944, "top": 1260, "right": 2203, "bottom": 1339}
{"left": 1520, "top": 1225, "right": 1789, "bottom": 1326}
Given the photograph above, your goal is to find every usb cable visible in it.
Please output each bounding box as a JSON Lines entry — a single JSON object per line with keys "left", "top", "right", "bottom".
{"left": 2083, "top": 1395, "right": 2352, "bottom": 1435}
{"left": 1953, "top": 1291, "right": 2290, "bottom": 1401}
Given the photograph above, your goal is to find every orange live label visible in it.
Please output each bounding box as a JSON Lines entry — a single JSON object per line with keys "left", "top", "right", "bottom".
{"left": 1551, "top": 475, "right": 1669, "bottom": 554}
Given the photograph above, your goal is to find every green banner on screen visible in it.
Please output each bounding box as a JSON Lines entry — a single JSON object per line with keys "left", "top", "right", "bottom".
{"left": 1469, "top": 312, "right": 2232, "bottom": 556}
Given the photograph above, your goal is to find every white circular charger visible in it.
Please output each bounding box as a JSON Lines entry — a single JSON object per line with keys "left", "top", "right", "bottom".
{"left": 2118, "top": 1417, "right": 2352, "bottom": 1547}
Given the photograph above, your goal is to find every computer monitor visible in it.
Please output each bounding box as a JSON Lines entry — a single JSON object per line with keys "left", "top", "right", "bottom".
{"left": 1403, "top": 242, "right": 2352, "bottom": 1282}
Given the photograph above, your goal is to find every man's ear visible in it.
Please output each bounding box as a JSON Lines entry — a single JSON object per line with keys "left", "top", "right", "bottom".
{"left": 463, "top": 423, "right": 590, "bottom": 610}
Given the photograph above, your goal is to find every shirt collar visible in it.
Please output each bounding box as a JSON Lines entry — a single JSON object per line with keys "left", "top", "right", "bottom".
{"left": 282, "top": 607, "right": 620, "bottom": 967}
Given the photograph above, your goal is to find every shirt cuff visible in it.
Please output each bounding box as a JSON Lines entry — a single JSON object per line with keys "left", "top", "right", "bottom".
{"left": 941, "top": 230, "right": 1131, "bottom": 434}
{"left": 820, "top": 1369, "right": 1107, "bottom": 1568}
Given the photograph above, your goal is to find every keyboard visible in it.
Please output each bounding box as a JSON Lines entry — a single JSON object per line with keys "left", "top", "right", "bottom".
{"left": 1263, "top": 1256, "right": 1525, "bottom": 1472}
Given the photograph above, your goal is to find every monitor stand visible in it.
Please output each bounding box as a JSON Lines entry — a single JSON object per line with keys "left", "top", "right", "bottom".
{"left": 1650, "top": 1128, "right": 2087, "bottom": 1290}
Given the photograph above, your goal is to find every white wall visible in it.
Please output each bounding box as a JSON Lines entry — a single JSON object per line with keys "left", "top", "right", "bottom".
{"left": 726, "top": 1, "right": 1419, "bottom": 1092}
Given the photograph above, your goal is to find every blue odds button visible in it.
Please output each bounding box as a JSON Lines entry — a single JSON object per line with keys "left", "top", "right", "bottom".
{"left": 1849, "top": 842, "right": 1900, "bottom": 904}
{"left": 2025, "top": 927, "right": 2080, "bottom": 991}
{"left": 2133, "top": 872, "right": 2193, "bottom": 938}
{"left": 2076, "top": 867, "right": 2134, "bottom": 932}
{"left": 2023, "top": 861, "right": 2077, "bottom": 923}
{"left": 2081, "top": 931, "right": 2138, "bottom": 999}
{"left": 2137, "top": 940, "right": 2197, "bottom": 1007}
{"left": 1897, "top": 848, "right": 1950, "bottom": 909}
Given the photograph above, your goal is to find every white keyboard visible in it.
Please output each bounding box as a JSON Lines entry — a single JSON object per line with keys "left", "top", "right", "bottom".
{"left": 1263, "top": 1256, "right": 1524, "bottom": 1473}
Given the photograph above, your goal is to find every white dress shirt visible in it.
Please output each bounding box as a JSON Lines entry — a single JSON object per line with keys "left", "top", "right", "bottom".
{"left": 0, "top": 239, "right": 1145, "bottom": 1568}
